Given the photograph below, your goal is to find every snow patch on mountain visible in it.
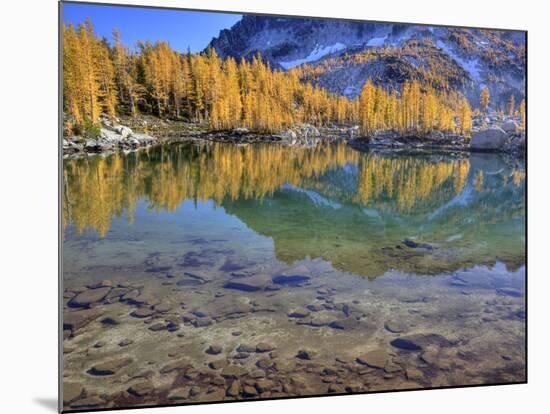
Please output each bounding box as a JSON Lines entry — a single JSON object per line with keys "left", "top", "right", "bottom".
{"left": 280, "top": 42, "right": 346, "bottom": 69}
{"left": 367, "top": 36, "right": 387, "bottom": 47}
{"left": 283, "top": 184, "right": 342, "bottom": 209}
{"left": 436, "top": 40, "right": 481, "bottom": 81}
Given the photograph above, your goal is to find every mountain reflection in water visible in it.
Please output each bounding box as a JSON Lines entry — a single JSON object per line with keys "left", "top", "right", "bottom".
{"left": 63, "top": 141, "right": 525, "bottom": 279}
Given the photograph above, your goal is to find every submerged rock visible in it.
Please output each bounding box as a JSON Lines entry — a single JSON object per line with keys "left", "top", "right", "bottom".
{"left": 390, "top": 338, "right": 423, "bottom": 351}
{"left": 128, "top": 380, "right": 154, "bottom": 397}
{"left": 357, "top": 350, "right": 388, "bottom": 368}
{"left": 167, "top": 387, "right": 191, "bottom": 401}
{"left": 402, "top": 239, "right": 433, "bottom": 250}
{"left": 221, "top": 365, "right": 248, "bottom": 378}
{"left": 63, "top": 308, "right": 104, "bottom": 333}
{"left": 287, "top": 307, "right": 310, "bottom": 318}
{"left": 256, "top": 342, "right": 276, "bottom": 353}
{"left": 68, "top": 287, "right": 111, "bottom": 308}
{"left": 207, "top": 344, "right": 223, "bottom": 355}
{"left": 390, "top": 333, "right": 454, "bottom": 351}
{"left": 88, "top": 357, "right": 133, "bottom": 376}
{"left": 63, "top": 383, "right": 85, "bottom": 404}
{"left": 296, "top": 349, "right": 317, "bottom": 360}
{"left": 384, "top": 320, "right": 407, "bottom": 334}
{"left": 69, "top": 396, "right": 105, "bottom": 409}
{"left": 223, "top": 274, "right": 272, "bottom": 292}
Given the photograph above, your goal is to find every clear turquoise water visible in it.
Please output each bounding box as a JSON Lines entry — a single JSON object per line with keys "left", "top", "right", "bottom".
{"left": 62, "top": 142, "right": 526, "bottom": 409}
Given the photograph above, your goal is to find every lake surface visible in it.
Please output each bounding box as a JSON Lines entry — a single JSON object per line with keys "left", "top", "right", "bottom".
{"left": 62, "top": 141, "right": 526, "bottom": 410}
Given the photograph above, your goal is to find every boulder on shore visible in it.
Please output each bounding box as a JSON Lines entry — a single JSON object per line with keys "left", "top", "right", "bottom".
{"left": 501, "top": 120, "right": 520, "bottom": 133}
{"left": 470, "top": 127, "right": 508, "bottom": 151}
{"left": 428, "top": 130, "right": 445, "bottom": 140}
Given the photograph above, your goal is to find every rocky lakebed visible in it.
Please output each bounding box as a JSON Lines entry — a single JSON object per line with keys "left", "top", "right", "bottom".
{"left": 62, "top": 251, "right": 525, "bottom": 411}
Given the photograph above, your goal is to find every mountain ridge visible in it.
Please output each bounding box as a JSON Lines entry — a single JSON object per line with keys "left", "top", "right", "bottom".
{"left": 208, "top": 15, "right": 526, "bottom": 109}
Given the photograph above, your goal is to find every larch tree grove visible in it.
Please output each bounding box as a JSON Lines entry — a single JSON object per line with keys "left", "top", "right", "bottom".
{"left": 63, "top": 20, "right": 475, "bottom": 138}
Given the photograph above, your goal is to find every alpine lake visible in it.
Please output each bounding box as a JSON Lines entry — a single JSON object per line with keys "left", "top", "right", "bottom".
{"left": 62, "top": 140, "right": 526, "bottom": 410}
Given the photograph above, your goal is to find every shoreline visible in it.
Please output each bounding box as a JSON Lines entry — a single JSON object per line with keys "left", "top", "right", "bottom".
{"left": 62, "top": 115, "right": 526, "bottom": 159}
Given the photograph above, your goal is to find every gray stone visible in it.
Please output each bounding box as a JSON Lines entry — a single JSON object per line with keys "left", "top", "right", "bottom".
{"left": 63, "top": 308, "right": 103, "bottom": 332}
{"left": 428, "top": 130, "right": 445, "bottom": 140}
{"left": 148, "top": 322, "right": 167, "bottom": 332}
{"left": 502, "top": 120, "right": 520, "bottom": 133}
{"left": 471, "top": 127, "right": 508, "bottom": 150}
{"left": 236, "top": 344, "right": 256, "bottom": 353}
{"left": 223, "top": 274, "right": 272, "bottom": 292}
{"left": 288, "top": 308, "right": 310, "bottom": 318}
{"left": 88, "top": 357, "right": 133, "bottom": 376}
{"left": 296, "top": 349, "right": 317, "bottom": 360}
{"left": 68, "top": 287, "right": 111, "bottom": 307}
{"left": 207, "top": 344, "right": 223, "bottom": 355}
{"left": 384, "top": 321, "right": 407, "bottom": 334}
{"left": 114, "top": 125, "right": 133, "bottom": 138}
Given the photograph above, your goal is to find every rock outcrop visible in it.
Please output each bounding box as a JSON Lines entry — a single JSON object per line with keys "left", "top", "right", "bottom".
{"left": 63, "top": 114, "right": 158, "bottom": 156}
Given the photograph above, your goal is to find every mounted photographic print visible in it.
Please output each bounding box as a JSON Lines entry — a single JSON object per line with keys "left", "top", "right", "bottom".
{"left": 60, "top": 1, "right": 526, "bottom": 411}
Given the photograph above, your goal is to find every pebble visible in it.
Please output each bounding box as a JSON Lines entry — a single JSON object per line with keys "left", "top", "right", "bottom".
{"left": 63, "top": 383, "right": 85, "bottom": 404}
{"left": 288, "top": 308, "right": 310, "bottom": 318}
{"left": 64, "top": 308, "right": 104, "bottom": 333}
{"left": 226, "top": 380, "right": 240, "bottom": 397}
{"left": 256, "top": 358, "right": 274, "bottom": 369}
{"left": 167, "top": 387, "right": 190, "bottom": 401}
{"left": 209, "top": 359, "right": 228, "bottom": 370}
{"left": 192, "top": 317, "right": 213, "bottom": 327}
{"left": 242, "top": 385, "right": 258, "bottom": 397}
{"left": 223, "top": 274, "right": 273, "bottom": 292}
{"left": 128, "top": 380, "right": 153, "bottom": 397}
{"left": 88, "top": 357, "right": 133, "bottom": 376}
{"left": 250, "top": 369, "right": 266, "bottom": 378}
{"left": 296, "top": 350, "right": 317, "bottom": 360}
{"left": 233, "top": 352, "right": 250, "bottom": 359}
{"left": 70, "top": 396, "right": 104, "bottom": 409}
{"left": 236, "top": 344, "right": 256, "bottom": 353}
{"left": 255, "top": 379, "right": 274, "bottom": 392}
{"left": 211, "top": 376, "right": 226, "bottom": 386}
{"left": 221, "top": 365, "right": 248, "bottom": 378}
{"left": 68, "top": 287, "right": 111, "bottom": 308}
{"left": 131, "top": 307, "right": 155, "bottom": 318}
{"left": 328, "top": 384, "right": 345, "bottom": 393}
{"left": 202, "top": 388, "right": 226, "bottom": 401}
{"left": 207, "top": 344, "right": 223, "bottom": 355}
{"left": 159, "top": 359, "right": 191, "bottom": 374}
{"left": 384, "top": 321, "right": 407, "bottom": 334}
{"left": 148, "top": 323, "right": 167, "bottom": 332}
{"left": 256, "top": 342, "right": 275, "bottom": 353}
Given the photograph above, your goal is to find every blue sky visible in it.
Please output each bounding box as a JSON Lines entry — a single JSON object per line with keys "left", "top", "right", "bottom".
{"left": 62, "top": 2, "right": 242, "bottom": 52}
